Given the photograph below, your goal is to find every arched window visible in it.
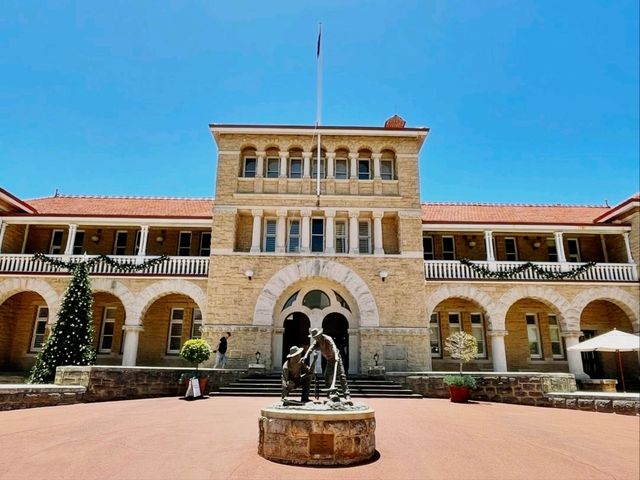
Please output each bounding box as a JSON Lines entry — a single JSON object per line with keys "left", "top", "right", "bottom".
{"left": 333, "top": 291, "right": 351, "bottom": 312}
{"left": 282, "top": 290, "right": 300, "bottom": 311}
{"left": 302, "top": 290, "right": 331, "bottom": 309}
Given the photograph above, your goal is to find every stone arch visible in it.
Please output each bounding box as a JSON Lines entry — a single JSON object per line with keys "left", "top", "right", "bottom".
{"left": 133, "top": 279, "right": 206, "bottom": 326}
{"left": 0, "top": 278, "right": 60, "bottom": 321}
{"left": 495, "top": 285, "right": 572, "bottom": 330}
{"left": 426, "top": 285, "right": 497, "bottom": 328}
{"left": 571, "top": 287, "right": 639, "bottom": 332}
{"left": 91, "top": 278, "right": 136, "bottom": 321}
{"left": 253, "top": 259, "right": 379, "bottom": 327}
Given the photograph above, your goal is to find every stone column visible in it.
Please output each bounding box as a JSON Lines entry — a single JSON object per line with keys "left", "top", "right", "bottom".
{"left": 484, "top": 230, "right": 495, "bottom": 262}
{"left": 300, "top": 208, "right": 311, "bottom": 253}
{"left": 622, "top": 232, "right": 634, "bottom": 263}
{"left": 488, "top": 330, "right": 508, "bottom": 372}
{"left": 63, "top": 224, "right": 78, "bottom": 255}
{"left": 326, "top": 152, "right": 336, "bottom": 179}
{"left": 137, "top": 225, "right": 149, "bottom": 257}
{"left": 250, "top": 209, "right": 263, "bottom": 253}
{"left": 302, "top": 151, "right": 312, "bottom": 178}
{"left": 348, "top": 153, "right": 358, "bottom": 179}
{"left": 279, "top": 152, "right": 289, "bottom": 178}
{"left": 276, "top": 209, "right": 287, "bottom": 253}
{"left": 325, "top": 209, "right": 336, "bottom": 254}
{"left": 0, "top": 220, "right": 6, "bottom": 253}
{"left": 256, "top": 151, "right": 265, "bottom": 178}
{"left": 372, "top": 211, "right": 384, "bottom": 255}
{"left": 372, "top": 153, "right": 382, "bottom": 179}
{"left": 122, "top": 324, "right": 143, "bottom": 366}
{"left": 554, "top": 231, "right": 567, "bottom": 263}
{"left": 349, "top": 211, "right": 360, "bottom": 254}
{"left": 272, "top": 328, "right": 284, "bottom": 371}
{"left": 563, "top": 331, "right": 588, "bottom": 379}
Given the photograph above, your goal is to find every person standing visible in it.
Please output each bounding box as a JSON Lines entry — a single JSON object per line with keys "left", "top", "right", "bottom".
{"left": 214, "top": 332, "right": 231, "bottom": 368}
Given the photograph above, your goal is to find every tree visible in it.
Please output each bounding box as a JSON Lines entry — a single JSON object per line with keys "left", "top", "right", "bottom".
{"left": 444, "top": 331, "right": 478, "bottom": 374}
{"left": 29, "top": 263, "right": 96, "bottom": 383}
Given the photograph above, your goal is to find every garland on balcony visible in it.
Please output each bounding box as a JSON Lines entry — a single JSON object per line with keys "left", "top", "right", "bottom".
{"left": 28, "top": 253, "right": 169, "bottom": 384}
{"left": 459, "top": 258, "right": 597, "bottom": 280}
{"left": 32, "top": 252, "right": 169, "bottom": 273}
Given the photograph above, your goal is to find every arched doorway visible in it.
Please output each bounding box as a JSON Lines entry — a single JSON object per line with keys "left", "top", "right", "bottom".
{"left": 322, "top": 312, "right": 349, "bottom": 373}
{"left": 281, "top": 312, "right": 311, "bottom": 365}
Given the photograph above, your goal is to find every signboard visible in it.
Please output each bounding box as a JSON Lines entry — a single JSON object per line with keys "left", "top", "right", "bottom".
{"left": 185, "top": 378, "right": 201, "bottom": 398}
{"left": 309, "top": 433, "right": 334, "bottom": 455}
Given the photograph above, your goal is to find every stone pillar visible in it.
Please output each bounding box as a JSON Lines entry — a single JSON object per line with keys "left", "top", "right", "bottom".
{"left": 349, "top": 153, "right": 358, "bottom": 179}
{"left": 372, "top": 153, "right": 382, "bottom": 179}
{"left": 63, "top": 224, "right": 78, "bottom": 255}
{"left": 300, "top": 208, "right": 311, "bottom": 253}
{"left": 0, "top": 220, "right": 6, "bottom": 253}
{"left": 554, "top": 231, "right": 567, "bottom": 263}
{"left": 349, "top": 211, "right": 360, "bottom": 254}
{"left": 325, "top": 209, "right": 336, "bottom": 254}
{"left": 256, "top": 151, "right": 265, "bottom": 178}
{"left": 326, "top": 152, "right": 336, "bottom": 179}
{"left": 122, "top": 325, "right": 143, "bottom": 366}
{"left": 137, "top": 225, "right": 149, "bottom": 257}
{"left": 372, "top": 211, "right": 384, "bottom": 255}
{"left": 279, "top": 152, "right": 289, "bottom": 178}
{"left": 488, "top": 330, "right": 508, "bottom": 372}
{"left": 622, "top": 232, "right": 634, "bottom": 263}
{"left": 276, "top": 209, "right": 287, "bottom": 253}
{"left": 250, "top": 209, "right": 263, "bottom": 253}
{"left": 484, "top": 230, "right": 495, "bottom": 262}
{"left": 563, "top": 331, "right": 588, "bottom": 379}
{"left": 302, "top": 151, "right": 312, "bottom": 178}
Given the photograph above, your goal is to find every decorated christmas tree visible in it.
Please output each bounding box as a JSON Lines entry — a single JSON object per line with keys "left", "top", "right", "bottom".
{"left": 29, "top": 263, "right": 96, "bottom": 383}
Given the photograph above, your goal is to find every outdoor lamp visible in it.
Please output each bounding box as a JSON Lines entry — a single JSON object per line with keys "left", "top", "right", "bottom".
{"left": 91, "top": 234, "right": 100, "bottom": 244}
{"left": 255, "top": 351, "right": 261, "bottom": 364}
{"left": 373, "top": 352, "right": 379, "bottom": 366}
{"left": 155, "top": 231, "right": 165, "bottom": 244}
{"left": 379, "top": 270, "right": 388, "bottom": 282}
{"left": 245, "top": 269, "right": 254, "bottom": 281}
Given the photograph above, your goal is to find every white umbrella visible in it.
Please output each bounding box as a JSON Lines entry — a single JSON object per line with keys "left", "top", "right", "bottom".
{"left": 568, "top": 329, "right": 640, "bottom": 392}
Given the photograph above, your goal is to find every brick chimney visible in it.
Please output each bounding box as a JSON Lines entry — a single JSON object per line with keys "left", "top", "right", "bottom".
{"left": 384, "top": 114, "right": 406, "bottom": 129}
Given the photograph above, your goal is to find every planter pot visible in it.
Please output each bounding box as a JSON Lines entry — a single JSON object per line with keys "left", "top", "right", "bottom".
{"left": 448, "top": 385, "right": 471, "bottom": 403}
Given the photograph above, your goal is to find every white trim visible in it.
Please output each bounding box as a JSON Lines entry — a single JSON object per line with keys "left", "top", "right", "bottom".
{"left": 211, "top": 125, "right": 429, "bottom": 139}
{"left": 166, "top": 308, "right": 184, "bottom": 354}
{"left": 422, "top": 223, "right": 631, "bottom": 234}
{"left": 1, "top": 217, "right": 212, "bottom": 227}
{"left": 98, "top": 307, "right": 117, "bottom": 353}
{"left": 30, "top": 305, "right": 49, "bottom": 352}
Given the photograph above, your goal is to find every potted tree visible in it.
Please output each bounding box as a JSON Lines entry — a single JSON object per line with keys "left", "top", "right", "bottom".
{"left": 179, "top": 338, "right": 212, "bottom": 396}
{"left": 443, "top": 331, "right": 478, "bottom": 403}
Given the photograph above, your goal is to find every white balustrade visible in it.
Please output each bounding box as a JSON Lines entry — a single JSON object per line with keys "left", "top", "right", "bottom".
{"left": 424, "top": 260, "right": 637, "bottom": 282}
{"left": 0, "top": 254, "right": 209, "bottom": 277}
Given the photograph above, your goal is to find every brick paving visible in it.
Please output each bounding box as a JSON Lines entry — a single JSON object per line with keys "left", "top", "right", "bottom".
{"left": 0, "top": 397, "right": 638, "bottom": 480}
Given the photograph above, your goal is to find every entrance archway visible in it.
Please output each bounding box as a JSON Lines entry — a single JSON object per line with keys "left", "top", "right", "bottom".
{"left": 282, "top": 312, "right": 311, "bottom": 365}
{"left": 322, "top": 312, "right": 349, "bottom": 373}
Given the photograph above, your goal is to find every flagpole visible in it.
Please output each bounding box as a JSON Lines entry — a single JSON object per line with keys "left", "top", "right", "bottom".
{"left": 316, "top": 22, "right": 322, "bottom": 199}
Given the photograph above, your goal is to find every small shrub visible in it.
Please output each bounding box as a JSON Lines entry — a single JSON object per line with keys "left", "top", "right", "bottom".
{"left": 180, "top": 339, "right": 212, "bottom": 371}
{"left": 443, "top": 374, "right": 477, "bottom": 389}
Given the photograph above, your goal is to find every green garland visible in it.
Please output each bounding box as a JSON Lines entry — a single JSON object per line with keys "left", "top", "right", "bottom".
{"left": 33, "top": 252, "right": 169, "bottom": 273}
{"left": 459, "top": 258, "right": 597, "bottom": 280}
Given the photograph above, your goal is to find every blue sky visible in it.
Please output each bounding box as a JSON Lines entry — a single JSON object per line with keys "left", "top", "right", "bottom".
{"left": 1, "top": 1, "right": 638, "bottom": 205}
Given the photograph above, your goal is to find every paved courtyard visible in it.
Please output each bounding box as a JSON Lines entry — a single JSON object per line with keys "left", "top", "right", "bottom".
{"left": 0, "top": 397, "right": 638, "bottom": 480}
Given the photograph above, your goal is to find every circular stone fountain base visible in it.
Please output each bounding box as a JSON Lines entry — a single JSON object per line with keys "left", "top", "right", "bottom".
{"left": 258, "top": 403, "right": 376, "bottom": 465}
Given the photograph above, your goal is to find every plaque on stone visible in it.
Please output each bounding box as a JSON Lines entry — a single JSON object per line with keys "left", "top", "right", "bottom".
{"left": 309, "top": 433, "right": 334, "bottom": 455}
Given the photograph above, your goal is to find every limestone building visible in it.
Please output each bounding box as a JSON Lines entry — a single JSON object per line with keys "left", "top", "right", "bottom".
{"left": 0, "top": 117, "right": 638, "bottom": 387}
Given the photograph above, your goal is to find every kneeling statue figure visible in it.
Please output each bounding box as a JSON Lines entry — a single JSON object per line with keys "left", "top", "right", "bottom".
{"left": 281, "top": 346, "right": 312, "bottom": 405}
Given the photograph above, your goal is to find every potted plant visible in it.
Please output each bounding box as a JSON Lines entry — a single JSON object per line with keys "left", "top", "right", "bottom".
{"left": 179, "top": 338, "right": 212, "bottom": 396}
{"left": 443, "top": 331, "right": 478, "bottom": 403}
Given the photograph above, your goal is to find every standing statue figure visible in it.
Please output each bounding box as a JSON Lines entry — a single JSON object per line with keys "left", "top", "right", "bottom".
{"left": 281, "top": 346, "right": 312, "bottom": 404}
{"left": 303, "top": 328, "right": 351, "bottom": 403}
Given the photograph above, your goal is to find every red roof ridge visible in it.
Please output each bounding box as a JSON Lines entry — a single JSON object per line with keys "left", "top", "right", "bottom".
{"left": 27, "top": 194, "right": 214, "bottom": 202}
{"left": 421, "top": 201, "right": 607, "bottom": 208}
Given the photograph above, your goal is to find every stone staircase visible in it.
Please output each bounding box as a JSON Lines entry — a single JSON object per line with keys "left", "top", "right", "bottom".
{"left": 210, "top": 374, "right": 422, "bottom": 399}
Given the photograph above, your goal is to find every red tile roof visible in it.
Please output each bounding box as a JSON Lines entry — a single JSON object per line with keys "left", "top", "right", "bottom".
{"left": 23, "top": 195, "right": 214, "bottom": 218}
{"left": 421, "top": 202, "right": 612, "bottom": 225}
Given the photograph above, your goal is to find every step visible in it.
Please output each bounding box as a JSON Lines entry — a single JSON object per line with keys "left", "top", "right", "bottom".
{"left": 210, "top": 391, "right": 423, "bottom": 399}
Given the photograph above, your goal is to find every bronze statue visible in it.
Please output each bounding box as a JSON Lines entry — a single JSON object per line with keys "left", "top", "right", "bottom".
{"left": 302, "top": 328, "right": 351, "bottom": 403}
{"left": 281, "top": 346, "right": 312, "bottom": 404}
